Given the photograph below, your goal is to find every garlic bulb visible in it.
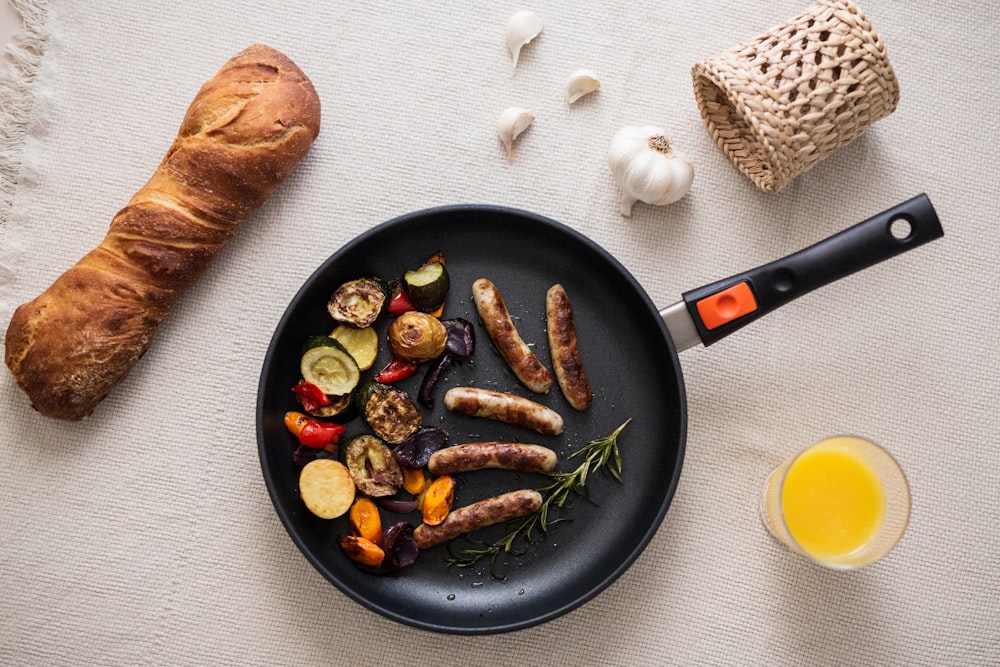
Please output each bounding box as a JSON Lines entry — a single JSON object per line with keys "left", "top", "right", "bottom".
{"left": 498, "top": 107, "right": 534, "bottom": 162}
{"left": 607, "top": 126, "right": 694, "bottom": 216}
{"left": 506, "top": 10, "right": 543, "bottom": 69}
{"left": 565, "top": 69, "right": 601, "bottom": 104}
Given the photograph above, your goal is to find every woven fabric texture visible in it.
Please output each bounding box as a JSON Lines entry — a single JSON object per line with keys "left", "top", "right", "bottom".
{"left": 1, "top": 0, "right": 997, "bottom": 664}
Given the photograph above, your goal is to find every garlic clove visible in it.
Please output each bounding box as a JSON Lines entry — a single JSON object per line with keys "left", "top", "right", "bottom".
{"left": 608, "top": 126, "right": 694, "bottom": 216}
{"left": 565, "top": 69, "right": 601, "bottom": 104}
{"left": 497, "top": 107, "right": 534, "bottom": 162}
{"left": 506, "top": 10, "right": 543, "bottom": 69}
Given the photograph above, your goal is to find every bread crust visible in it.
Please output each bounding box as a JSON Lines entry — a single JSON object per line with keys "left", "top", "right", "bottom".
{"left": 4, "top": 44, "right": 321, "bottom": 420}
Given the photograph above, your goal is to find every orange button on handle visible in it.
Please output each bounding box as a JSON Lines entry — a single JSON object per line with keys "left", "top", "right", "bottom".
{"left": 695, "top": 282, "right": 758, "bottom": 330}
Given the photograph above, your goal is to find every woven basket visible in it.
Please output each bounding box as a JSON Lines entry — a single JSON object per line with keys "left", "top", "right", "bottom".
{"left": 691, "top": 0, "right": 899, "bottom": 193}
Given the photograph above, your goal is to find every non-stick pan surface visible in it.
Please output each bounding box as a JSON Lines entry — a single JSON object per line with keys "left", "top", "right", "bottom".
{"left": 257, "top": 205, "right": 687, "bottom": 634}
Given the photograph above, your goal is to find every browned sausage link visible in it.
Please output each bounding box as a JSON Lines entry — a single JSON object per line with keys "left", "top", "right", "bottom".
{"left": 472, "top": 278, "right": 552, "bottom": 394}
{"left": 546, "top": 284, "right": 593, "bottom": 410}
{"left": 428, "top": 442, "right": 558, "bottom": 475}
{"left": 443, "top": 386, "right": 564, "bottom": 436}
{"left": 413, "top": 490, "right": 544, "bottom": 549}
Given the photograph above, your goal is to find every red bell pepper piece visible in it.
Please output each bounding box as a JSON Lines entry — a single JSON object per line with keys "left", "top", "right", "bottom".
{"left": 298, "top": 421, "right": 346, "bottom": 449}
{"left": 284, "top": 411, "right": 346, "bottom": 449}
{"left": 374, "top": 357, "right": 419, "bottom": 383}
{"left": 291, "top": 381, "right": 330, "bottom": 413}
{"left": 388, "top": 287, "right": 416, "bottom": 316}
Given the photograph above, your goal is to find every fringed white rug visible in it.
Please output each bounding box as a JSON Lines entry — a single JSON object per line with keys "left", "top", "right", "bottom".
{"left": 0, "top": 1, "right": 997, "bottom": 664}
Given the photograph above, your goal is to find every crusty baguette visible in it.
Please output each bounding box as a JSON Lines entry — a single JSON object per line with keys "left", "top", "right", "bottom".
{"left": 4, "top": 44, "right": 321, "bottom": 420}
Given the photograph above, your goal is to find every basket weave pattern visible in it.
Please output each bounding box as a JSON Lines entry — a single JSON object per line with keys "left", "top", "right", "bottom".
{"left": 691, "top": 0, "right": 899, "bottom": 192}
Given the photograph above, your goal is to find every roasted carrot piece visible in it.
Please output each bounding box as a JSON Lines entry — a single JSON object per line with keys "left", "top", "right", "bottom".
{"left": 421, "top": 475, "right": 456, "bottom": 526}
{"left": 338, "top": 535, "right": 385, "bottom": 567}
{"left": 349, "top": 497, "right": 383, "bottom": 544}
{"left": 402, "top": 466, "right": 427, "bottom": 495}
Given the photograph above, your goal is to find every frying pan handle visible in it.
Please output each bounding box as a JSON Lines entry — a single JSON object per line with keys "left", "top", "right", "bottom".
{"left": 676, "top": 193, "right": 943, "bottom": 348}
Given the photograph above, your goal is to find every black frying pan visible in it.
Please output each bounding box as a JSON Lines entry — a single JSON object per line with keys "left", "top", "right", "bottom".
{"left": 256, "top": 194, "right": 942, "bottom": 634}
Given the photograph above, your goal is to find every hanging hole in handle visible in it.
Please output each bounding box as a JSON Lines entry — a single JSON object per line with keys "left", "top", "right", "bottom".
{"left": 889, "top": 216, "right": 914, "bottom": 242}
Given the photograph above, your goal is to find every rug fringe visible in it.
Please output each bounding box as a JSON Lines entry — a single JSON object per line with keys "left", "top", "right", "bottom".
{"left": 0, "top": 0, "right": 50, "bottom": 228}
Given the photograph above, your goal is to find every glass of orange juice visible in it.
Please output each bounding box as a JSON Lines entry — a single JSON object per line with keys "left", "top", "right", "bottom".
{"left": 759, "top": 435, "right": 910, "bottom": 569}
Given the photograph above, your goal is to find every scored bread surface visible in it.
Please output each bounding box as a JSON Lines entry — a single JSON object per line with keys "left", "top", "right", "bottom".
{"left": 4, "top": 44, "right": 322, "bottom": 420}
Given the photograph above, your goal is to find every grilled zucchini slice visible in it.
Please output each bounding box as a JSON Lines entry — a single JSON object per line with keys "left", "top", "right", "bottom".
{"left": 341, "top": 434, "right": 403, "bottom": 497}
{"left": 329, "top": 324, "right": 379, "bottom": 371}
{"left": 300, "top": 339, "right": 360, "bottom": 397}
{"left": 355, "top": 381, "right": 422, "bottom": 444}
{"left": 403, "top": 260, "right": 449, "bottom": 312}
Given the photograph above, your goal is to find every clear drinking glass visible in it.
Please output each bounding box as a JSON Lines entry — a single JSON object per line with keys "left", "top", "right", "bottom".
{"left": 759, "top": 435, "right": 910, "bottom": 569}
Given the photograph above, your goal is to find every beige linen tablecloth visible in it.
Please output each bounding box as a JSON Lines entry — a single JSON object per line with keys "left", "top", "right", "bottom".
{"left": 1, "top": 0, "right": 997, "bottom": 664}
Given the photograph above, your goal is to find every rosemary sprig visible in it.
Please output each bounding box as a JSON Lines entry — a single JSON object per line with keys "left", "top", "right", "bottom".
{"left": 445, "top": 418, "right": 631, "bottom": 573}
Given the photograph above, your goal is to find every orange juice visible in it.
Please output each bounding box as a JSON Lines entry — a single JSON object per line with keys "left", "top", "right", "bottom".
{"left": 780, "top": 438, "right": 885, "bottom": 561}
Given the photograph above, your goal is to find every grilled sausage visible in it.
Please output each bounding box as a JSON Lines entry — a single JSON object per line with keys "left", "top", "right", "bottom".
{"left": 472, "top": 278, "right": 552, "bottom": 394}
{"left": 546, "top": 284, "right": 593, "bottom": 410}
{"left": 428, "top": 442, "right": 558, "bottom": 475}
{"left": 413, "top": 490, "right": 543, "bottom": 549}
{"left": 444, "top": 386, "right": 564, "bottom": 436}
